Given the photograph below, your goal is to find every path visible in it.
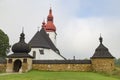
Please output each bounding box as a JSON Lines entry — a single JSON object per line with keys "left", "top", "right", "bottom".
{"left": 0, "top": 73, "right": 22, "bottom": 76}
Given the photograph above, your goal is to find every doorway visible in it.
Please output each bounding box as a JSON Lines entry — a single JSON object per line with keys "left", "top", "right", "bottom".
{"left": 13, "top": 59, "right": 22, "bottom": 72}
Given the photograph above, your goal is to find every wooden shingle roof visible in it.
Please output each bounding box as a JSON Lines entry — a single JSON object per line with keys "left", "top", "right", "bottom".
{"left": 91, "top": 36, "right": 114, "bottom": 59}
{"left": 29, "top": 28, "right": 59, "bottom": 52}
{"left": 29, "top": 28, "right": 66, "bottom": 59}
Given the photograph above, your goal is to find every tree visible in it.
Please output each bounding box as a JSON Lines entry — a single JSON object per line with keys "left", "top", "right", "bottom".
{"left": 0, "top": 29, "right": 9, "bottom": 57}
{"left": 115, "top": 58, "right": 120, "bottom": 67}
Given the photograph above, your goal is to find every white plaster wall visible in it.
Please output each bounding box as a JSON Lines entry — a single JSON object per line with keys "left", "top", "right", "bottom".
{"left": 29, "top": 48, "right": 64, "bottom": 60}
{"left": 47, "top": 32, "right": 56, "bottom": 46}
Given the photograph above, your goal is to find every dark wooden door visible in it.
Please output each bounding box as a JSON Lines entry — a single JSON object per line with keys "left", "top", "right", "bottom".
{"left": 13, "top": 60, "right": 22, "bottom": 72}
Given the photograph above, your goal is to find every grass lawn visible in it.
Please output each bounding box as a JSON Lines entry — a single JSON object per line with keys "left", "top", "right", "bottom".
{"left": 0, "top": 70, "right": 119, "bottom": 80}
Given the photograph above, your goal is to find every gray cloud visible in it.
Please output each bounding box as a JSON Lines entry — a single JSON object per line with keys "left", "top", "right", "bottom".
{"left": 58, "top": 17, "right": 120, "bottom": 59}
{"left": 0, "top": 0, "right": 120, "bottom": 59}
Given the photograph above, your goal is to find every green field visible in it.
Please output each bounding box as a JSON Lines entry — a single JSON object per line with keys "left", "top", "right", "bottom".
{"left": 0, "top": 70, "right": 119, "bottom": 80}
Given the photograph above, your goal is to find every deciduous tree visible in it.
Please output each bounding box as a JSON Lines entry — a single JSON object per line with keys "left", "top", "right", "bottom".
{"left": 0, "top": 29, "right": 9, "bottom": 57}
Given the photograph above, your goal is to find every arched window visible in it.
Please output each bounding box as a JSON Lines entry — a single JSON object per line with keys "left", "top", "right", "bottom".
{"left": 33, "top": 51, "right": 36, "bottom": 59}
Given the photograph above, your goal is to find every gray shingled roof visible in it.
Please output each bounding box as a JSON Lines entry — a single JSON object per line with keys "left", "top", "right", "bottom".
{"left": 29, "top": 28, "right": 66, "bottom": 60}
{"left": 29, "top": 28, "right": 59, "bottom": 52}
{"left": 91, "top": 36, "right": 114, "bottom": 59}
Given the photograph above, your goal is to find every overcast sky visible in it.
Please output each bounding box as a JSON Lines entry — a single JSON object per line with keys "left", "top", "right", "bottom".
{"left": 0, "top": 0, "right": 120, "bottom": 59}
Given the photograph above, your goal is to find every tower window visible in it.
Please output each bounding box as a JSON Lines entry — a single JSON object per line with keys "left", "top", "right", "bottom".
{"left": 23, "top": 59, "right": 27, "bottom": 63}
{"left": 39, "top": 49, "right": 44, "bottom": 55}
{"left": 33, "top": 51, "right": 36, "bottom": 59}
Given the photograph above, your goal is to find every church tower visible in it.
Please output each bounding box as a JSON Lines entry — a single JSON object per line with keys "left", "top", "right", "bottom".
{"left": 43, "top": 8, "right": 57, "bottom": 45}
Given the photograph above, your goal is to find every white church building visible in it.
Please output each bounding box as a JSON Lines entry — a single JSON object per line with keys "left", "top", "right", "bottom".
{"left": 28, "top": 8, "right": 66, "bottom": 60}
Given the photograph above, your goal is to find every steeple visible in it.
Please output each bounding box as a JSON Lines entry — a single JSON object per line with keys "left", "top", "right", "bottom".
{"left": 91, "top": 35, "right": 114, "bottom": 59}
{"left": 45, "top": 7, "right": 56, "bottom": 32}
{"left": 47, "top": 7, "right": 53, "bottom": 22}
{"left": 12, "top": 28, "right": 31, "bottom": 53}
{"left": 40, "top": 7, "right": 57, "bottom": 45}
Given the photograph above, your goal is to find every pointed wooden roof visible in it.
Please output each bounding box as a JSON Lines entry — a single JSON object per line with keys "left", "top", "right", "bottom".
{"left": 91, "top": 36, "right": 114, "bottom": 59}
{"left": 29, "top": 28, "right": 66, "bottom": 59}
{"left": 29, "top": 28, "right": 59, "bottom": 53}
{"left": 45, "top": 8, "right": 56, "bottom": 32}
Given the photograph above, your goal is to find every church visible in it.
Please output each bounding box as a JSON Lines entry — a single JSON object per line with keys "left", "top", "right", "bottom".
{"left": 28, "top": 8, "right": 66, "bottom": 60}
{"left": 0, "top": 8, "right": 115, "bottom": 73}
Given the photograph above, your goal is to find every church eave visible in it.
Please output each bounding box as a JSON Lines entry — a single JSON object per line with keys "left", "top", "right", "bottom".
{"left": 7, "top": 53, "right": 34, "bottom": 58}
